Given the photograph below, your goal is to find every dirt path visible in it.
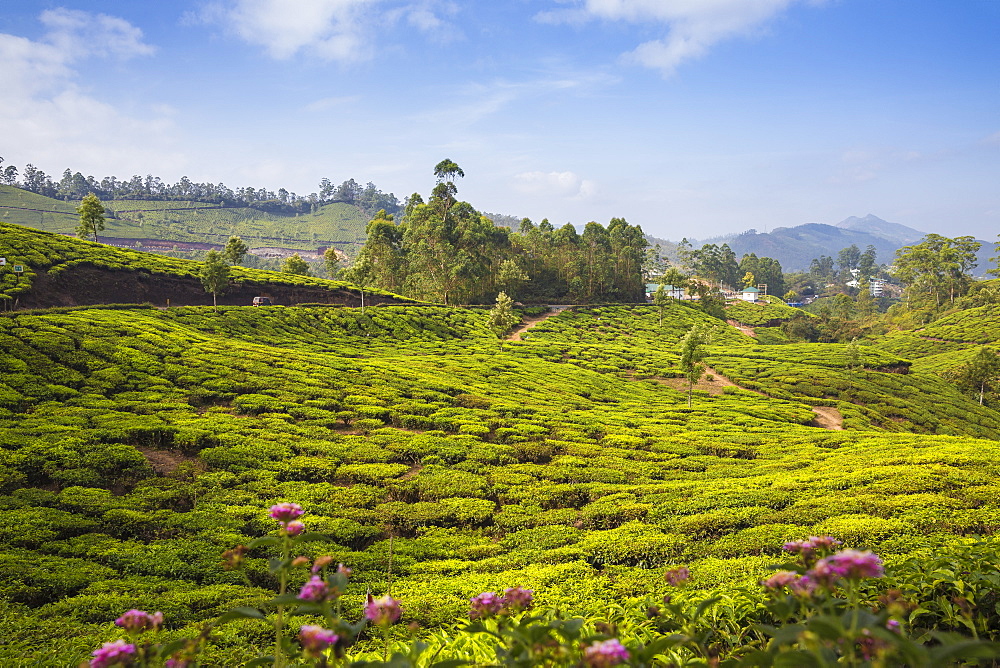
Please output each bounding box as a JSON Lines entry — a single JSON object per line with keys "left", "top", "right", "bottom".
{"left": 507, "top": 305, "right": 571, "bottom": 341}
{"left": 811, "top": 406, "right": 844, "bottom": 430}
{"left": 137, "top": 447, "right": 199, "bottom": 475}
{"left": 653, "top": 365, "right": 759, "bottom": 396}
{"left": 727, "top": 319, "right": 757, "bottom": 338}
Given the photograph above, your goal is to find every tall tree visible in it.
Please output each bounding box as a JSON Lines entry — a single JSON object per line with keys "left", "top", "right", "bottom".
{"left": 223, "top": 236, "right": 248, "bottom": 265}
{"left": 199, "top": 250, "right": 230, "bottom": 311}
{"left": 353, "top": 210, "right": 406, "bottom": 293}
{"left": 433, "top": 159, "right": 464, "bottom": 184}
{"left": 894, "top": 234, "right": 980, "bottom": 307}
{"left": 76, "top": 193, "right": 106, "bottom": 242}
{"left": 496, "top": 259, "right": 529, "bottom": 299}
{"left": 323, "top": 247, "right": 341, "bottom": 277}
{"left": 282, "top": 253, "right": 311, "bottom": 276}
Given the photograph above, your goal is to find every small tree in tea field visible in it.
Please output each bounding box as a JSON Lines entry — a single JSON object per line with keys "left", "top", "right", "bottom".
{"left": 199, "top": 250, "right": 230, "bottom": 311}
{"left": 948, "top": 346, "right": 1000, "bottom": 406}
{"left": 679, "top": 323, "right": 710, "bottom": 407}
{"left": 76, "top": 193, "right": 106, "bottom": 243}
{"left": 487, "top": 291, "right": 520, "bottom": 351}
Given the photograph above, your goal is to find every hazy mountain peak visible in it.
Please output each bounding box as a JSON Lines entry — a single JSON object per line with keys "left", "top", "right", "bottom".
{"left": 836, "top": 215, "right": 924, "bottom": 245}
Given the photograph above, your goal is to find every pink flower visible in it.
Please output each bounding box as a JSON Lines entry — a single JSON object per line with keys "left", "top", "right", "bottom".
{"left": 284, "top": 520, "right": 305, "bottom": 536}
{"left": 501, "top": 586, "right": 534, "bottom": 613}
{"left": 783, "top": 536, "right": 843, "bottom": 561}
{"left": 664, "top": 567, "right": 690, "bottom": 586}
{"left": 299, "top": 625, "right": 338, "bottom": 658}
{"left": 269, "top": 502, "right": 304, "bottom": 523}
{"left": 365, "top": 594, "right": 402, "bottom": 627}
{"left": 583, "top": 639, "right": 630, "bottom": 667}
{"left": 762, "top": 571, "right": 800, "bottom": 591}
{"left": 90, "top": 640, "right": 136, "bottom": 668}
{"left": 886, "top": 619, "right": 901, "bottom": 633}
{"left": 470, "top": 592, "right": 504, "bottom": 620}
{"left": 297, "top": 575, "right": 329, "bottom": 602}
{"left": 813, "top": 549, "right": 884, "bottom": 581}
{"left": 114, "top": 609, "right": 163, "bottom": 633}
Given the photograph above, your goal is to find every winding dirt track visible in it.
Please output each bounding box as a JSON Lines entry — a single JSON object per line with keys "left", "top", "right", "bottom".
{"left": 506, "top": 306, "right": 847, "bottom": 431}
{"left": 506, "top": 305, "right": 571, "bottom": 341}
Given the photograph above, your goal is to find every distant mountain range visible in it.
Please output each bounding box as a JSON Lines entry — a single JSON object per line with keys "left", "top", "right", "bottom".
{"left": 650, "top": 215, "right": 996, "bottom": 275}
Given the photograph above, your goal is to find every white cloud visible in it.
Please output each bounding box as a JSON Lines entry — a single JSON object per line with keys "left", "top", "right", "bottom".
{"left": 40, "top": 8, "right": 156, "bottom": 60}
{"left": 199, "top": 0, "right": 458, "bottom": 61}
{"left": 513, "top": 170, "right": 596, "bottom": 199}
{"left": 538, "top": 0, "right": 818, "bottom": 75}
{"left": 0, "top": 11, "right": 180, "bottom": 177}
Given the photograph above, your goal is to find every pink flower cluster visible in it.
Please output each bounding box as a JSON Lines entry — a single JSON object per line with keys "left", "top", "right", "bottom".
{"left": 365, "top": 594, "right": 403, "bottom": 627}
{"left": 583, "top": 638, "right": 630, "bottom": 667}
{"left": 783, "top": 536, "right": 843, "bottom": 562}
{"left": 468, "top": 586, "right": 534, "bottom": 620}
{"left": 115, "top": 609, "right": 163, "bottom": 633}
{"left": 269, "top": 502, "right": 305, "bottom": 535}
{"left": 90, "top": 640, "right": 136, "bottom": 668}
{"left": 299, "top": 625, "right": 338, "bottom": 658}
{"left": 298, "top": 575, "right": 331, "bottom": 602}
{"left": 812, "top": 549, "right": 884, "bottom": 583}
{"left": 764, "top": 547, "right": 884, "bottom": 594}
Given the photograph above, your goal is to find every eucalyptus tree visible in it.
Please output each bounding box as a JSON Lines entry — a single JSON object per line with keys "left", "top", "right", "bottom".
{"left": 353, "top": 210, "right": 406, "bottom": 293}
{"left": 894, "top": 234, "right": 980, "bottom": 307}
{"left": 433, "top": 159, "right": 464, "bottom": 184}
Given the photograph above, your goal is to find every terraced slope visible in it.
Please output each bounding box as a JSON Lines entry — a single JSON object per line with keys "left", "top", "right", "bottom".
{"left": 2, "top": 300, "right": 1000, "bottom": 662}
{"left": 0, "top": 185, "right": 369, "bottom": 253}
{"left": 0, "top": 221, "right": 408, "bottom": 307}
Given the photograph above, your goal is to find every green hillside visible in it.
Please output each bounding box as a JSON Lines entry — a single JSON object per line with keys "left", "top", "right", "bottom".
{"left": 0, "top": 221, "right": 404, "bottom": 304}
{"left": 0, "top": 185, "right": 370, "bottom": 253}
{"left": 1, "top": 288, "right": 1000, "bottom": 663}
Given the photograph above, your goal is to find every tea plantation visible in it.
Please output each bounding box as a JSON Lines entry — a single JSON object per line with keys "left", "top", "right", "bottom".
{"left": 0, "top": 185, "right": 370, "bottom": 252}
{"left": 1, "top": 284, "right": 1000, "bottom": 664}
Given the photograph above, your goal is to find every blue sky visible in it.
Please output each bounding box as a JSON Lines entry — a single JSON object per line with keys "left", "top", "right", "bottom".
{"left": 1, "top": 0, "right": 998, "bottom": 242}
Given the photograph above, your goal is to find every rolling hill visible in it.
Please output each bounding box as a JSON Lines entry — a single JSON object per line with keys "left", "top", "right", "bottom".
{"left": 1, "top": 232, "right": 999, "bottom": 662}
{"left": 0, "top": 185, "right": 371, "bottom": 258}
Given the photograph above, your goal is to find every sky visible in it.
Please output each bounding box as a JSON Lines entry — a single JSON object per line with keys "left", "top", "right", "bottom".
{"left": 1, "top": 0, "right": 998, "bottom": 242}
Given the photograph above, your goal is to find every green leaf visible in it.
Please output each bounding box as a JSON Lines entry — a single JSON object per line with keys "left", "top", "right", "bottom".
{"left": 248, "top": 536, "right": 281, "bottom": 549}
{"left": 216, "top": 606, "right": 266, "bottom": 624}
{"left": 735, "top": 650, "right": 773, "bottom": 667}
{"left": 773, "top": 651, "right": 821, "bottom": 668}
{"left": 245, "top": 657, "right": 275, "bottom": 667}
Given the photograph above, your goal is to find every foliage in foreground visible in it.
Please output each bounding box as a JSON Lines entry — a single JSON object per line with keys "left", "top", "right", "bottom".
{"left": 82, "top": 504, "right": 1000, "bottom": 667}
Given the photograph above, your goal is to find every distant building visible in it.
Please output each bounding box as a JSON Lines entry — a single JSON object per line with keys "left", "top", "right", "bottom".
{"left": 645, "top": 283, "right": 685, "bottom": 300}
{"left": 740, "top": 286, "right": 760, "bottom": 302}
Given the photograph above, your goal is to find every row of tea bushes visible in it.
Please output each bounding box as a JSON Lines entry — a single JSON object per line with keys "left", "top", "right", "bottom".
{"left": 724, "top": 300, "right": 808, "bottom": 326}
{"left": 0, "top": 220, "right": 403, "bottom": 301}
{"left": 2, "top": 302, "right": 1000, "bottom": 660}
